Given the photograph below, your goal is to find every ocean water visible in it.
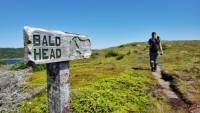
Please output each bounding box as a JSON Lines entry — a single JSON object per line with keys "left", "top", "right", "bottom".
{"left": 4, "top": 59, "right": 22, "bottom": 64}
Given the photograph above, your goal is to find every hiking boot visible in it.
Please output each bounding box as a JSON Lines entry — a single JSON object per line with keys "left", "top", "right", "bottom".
{"left": 151, "top": 67, "right": 155, "bottom": 72}
{"left": 153, "top": 67, "right": 157, "bottom": 71}
{"left": 154, "top": 64, "right": 157, "bottom": 71}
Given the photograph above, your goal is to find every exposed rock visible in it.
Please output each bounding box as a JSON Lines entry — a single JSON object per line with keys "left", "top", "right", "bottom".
{"left": 0, "top": 68, "right": 45, "bottom": 112}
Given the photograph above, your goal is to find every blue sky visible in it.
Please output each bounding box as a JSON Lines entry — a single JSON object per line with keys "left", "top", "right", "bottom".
{"left": 0, "top": 0, "right": 199, "bottom": 49}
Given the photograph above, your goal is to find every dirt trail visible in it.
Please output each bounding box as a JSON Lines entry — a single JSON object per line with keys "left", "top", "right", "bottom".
{"left": 152, "top": 66, "right": 187, "bottom": 110}
{"left": 152, "top": 66, "right": 200, "bottom": 113}
{"left": 152, "top": 66, "right": 179, "bottom": 99}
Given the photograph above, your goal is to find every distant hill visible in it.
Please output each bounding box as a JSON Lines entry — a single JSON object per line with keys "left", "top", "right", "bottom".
{"left": 0, "top": 48, "right": 24, "bottom": 59}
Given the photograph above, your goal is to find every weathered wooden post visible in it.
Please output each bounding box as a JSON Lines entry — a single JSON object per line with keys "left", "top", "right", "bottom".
{"left": 24, "top": 26, "right": 91, "bottom": 113}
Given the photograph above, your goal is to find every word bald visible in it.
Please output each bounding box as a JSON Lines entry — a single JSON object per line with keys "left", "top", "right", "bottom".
{"left": 33, "top": 35, "right": 61, "bottom": 60}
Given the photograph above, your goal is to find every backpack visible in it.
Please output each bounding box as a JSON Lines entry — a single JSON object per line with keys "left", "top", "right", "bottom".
{"left": 149, "top": 37, "right": 160, "bottom": 52}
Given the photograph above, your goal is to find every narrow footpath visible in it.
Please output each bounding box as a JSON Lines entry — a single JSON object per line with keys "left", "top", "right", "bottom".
{"left": 152, "top": 66, "right": 200, "bottom": 113}
{"left": 152, "top": 66, "right": 188, "bottom": 111}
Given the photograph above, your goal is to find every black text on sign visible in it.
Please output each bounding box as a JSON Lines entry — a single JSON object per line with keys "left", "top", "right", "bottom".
{"left": 33, "top": 35, "right": 61, "bottom": 60}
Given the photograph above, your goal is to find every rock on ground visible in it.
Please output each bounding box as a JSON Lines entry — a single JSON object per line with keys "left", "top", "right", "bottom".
{"left": 0, "top": 68, "right": 44, "bottom": 112}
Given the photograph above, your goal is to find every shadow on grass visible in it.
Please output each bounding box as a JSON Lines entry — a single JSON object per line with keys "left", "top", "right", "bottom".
{"left": 131, "top": 66, "right": 150, "bottom": 70}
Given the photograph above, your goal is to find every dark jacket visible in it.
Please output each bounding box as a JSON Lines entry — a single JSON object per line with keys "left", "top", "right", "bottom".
{"left": 148, "top": 36, "right": 160, "bottom": 53}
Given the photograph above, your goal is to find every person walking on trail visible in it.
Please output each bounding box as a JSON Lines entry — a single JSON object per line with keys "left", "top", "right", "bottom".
{"left": 148, "top": 32, "right": 163, "bottom": 72}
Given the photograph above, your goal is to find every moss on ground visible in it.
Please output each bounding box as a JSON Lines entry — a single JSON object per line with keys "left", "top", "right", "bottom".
{"left": 14, "top": 41, "right": 200, "bottom": 113}
{"left": 70, "top": 70, "right": 154, "bottom": 113}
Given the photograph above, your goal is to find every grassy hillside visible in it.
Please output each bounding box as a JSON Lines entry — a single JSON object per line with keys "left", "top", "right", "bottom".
{"left": 9, "top": 40, "right": 200, "bottom": 113}
{"left": 159, "top": 41, "right": 200, "bottom": 102}
{"left": 0, "top": 48, "right": 23, "bottom": 59}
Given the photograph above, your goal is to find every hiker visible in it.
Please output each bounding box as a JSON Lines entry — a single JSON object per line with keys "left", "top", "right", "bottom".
{"left": 148, "top": 32, "right": 163, "bottom": 72}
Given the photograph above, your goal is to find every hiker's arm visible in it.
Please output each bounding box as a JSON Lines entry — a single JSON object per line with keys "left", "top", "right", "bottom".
{"left": 157, "top": 36, "right": 163, "bottom": 54}
{"left": 159, "top": 41, "right": 163, "bottom": 54}
{"left": 148, "top": 39, "right": 151, "bottom": 46}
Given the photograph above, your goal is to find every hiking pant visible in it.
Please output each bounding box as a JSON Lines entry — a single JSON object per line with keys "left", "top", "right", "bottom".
{"left": 149, "top": 52, "right": 158, "bottom": 68}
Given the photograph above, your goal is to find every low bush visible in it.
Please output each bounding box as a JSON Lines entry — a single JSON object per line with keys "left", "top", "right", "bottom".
{"left": 126, "top": 50, "right": 131, "bottom": 55}
{"left": 116, "top": 54, "right": 125, "bottom": 60}
{"left": 33, "top": 64, "right": 46, "bottom": 72}
{"left": 10, "top": 61, "right": 27, "bottom": 70}
{"left": 0, "top": 60, "right": 5, "bottom": 66}
{"left": 131, "top": 43, "right": 137, "bottom": 46}
{"left": 134, "top": 50, "right": 138, "bottom": 53}
{"left": 162, "top": 43, "right": 167, "bottom": 50}
{"left": 19, "top": 91, "right": 47, "bottom": 113}
{"left": 118, "top": 45, "right": 124, "bottom": 48}
{"left": 105, "top": 50, "right": 119, "bottom": 58}
{"left": 91, "top": 51, "right": 99, "bottom": 59}
{"left": 70, "top": 71, "right": 151, "bottom": 113}
{"left": 10, "top": 61, "right": 46, "bottom": 72}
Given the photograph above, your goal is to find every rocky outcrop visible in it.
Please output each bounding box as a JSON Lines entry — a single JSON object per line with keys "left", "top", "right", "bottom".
{"left": 0, "top": 68, "right": 44, "bottom": 112}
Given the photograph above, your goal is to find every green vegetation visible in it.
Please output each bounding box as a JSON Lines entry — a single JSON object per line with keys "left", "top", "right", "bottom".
{"left": 10, "top": 61, "right": 46, "bottom": 72}
{"left": 159, "top": 41, "right": 200, "bottom": 102}
{"left": 25, "top": 70, "right": 47, "bottom": 89}
{"left": 19, "top": 91, "right": 47, "bottom": 113}
{"left": 91, "top": 51, "right": 99, "bottom": 59}
{"left": 105, "top": 50, "right": 119, "bottom": 58}
{"left": 104, "top": 50, "right": 125, "bottom": 60}
{"left": 70, "top": 70, "right": 153, "bottom": 113}
{"left": 0, "top": 48, "right": 23, "bottom": 59}
{"left": 0, "top": 60, "right": 6, "bottom": 66}
{"left": 5, "top": 41, "right": 199, "bottom": 113}
{"left": 32, "top": 64, "right": 46, "bottom": 72}
{"left": 116, "top": 54, "right": 125, "bottom": 60}
{"left": 10, "top": 61, "right": 27, "bottom": 70}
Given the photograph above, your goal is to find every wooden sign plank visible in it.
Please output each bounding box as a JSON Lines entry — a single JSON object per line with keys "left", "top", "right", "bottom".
{"left": 24, "top": 26, "right": 92, "bottom": 113}
{"left": 24, "top": 26, "right": 91, "bottom": 64}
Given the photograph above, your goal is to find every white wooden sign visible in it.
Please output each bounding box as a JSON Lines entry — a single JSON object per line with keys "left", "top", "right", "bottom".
{"left": 24, "top": 26, "right": 92, "bottom": 113}
{"left": 24, "top": 26, "right": 91, "bottom": 64}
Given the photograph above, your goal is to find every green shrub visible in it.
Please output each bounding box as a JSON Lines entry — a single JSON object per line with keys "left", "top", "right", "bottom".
{"left": 131, "top": 43, "right": 137, "bottom": 46}
{"left": 18, "top": 71, "right": 152, "bottom": 113}
{"left": 105, "top": 51, "right": 119, "bottom": 58}
{"left": 10, "top": 61, "right": 46, "bottom": 72}
{"left": 19, "top": 91, "right": 47, "bottom": 113}
{"left": 91, "top": 52, "right": 99, "bottom": 59}
{"left": 162, "top": 43, "right": 167, "bottom": 50}
{"left": 126, "top": 50, "right": 131, "bottom": 55}
{"left": 70, "top": 71, "right": 150, "bottom": 113}
{"left": 33, "top": 64, "right": 46, "bottom": 72}
{"left": 10, "top": 61, "right": 27, "bottom": 70}
{"left": 0, "top": 60, "right": 5, "bottom": 66}
{"left": 118, "top": 45, "right": 124, "bottom": 48}
{"left": 116, "top": 54, "right": 125, "bottom": 60}
{"left": 195, "top": 60, "right": 200, "bottom": 64}
{"left": 133, "top": 50, "right": 138, "bottom": 53}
